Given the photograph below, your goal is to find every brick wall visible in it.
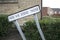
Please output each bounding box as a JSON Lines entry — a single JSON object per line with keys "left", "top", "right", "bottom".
{"left": 0, "top": 0, "right": 41, "bottom": 14}
{"left": 42, "top": 7, "right": 48, "bottom": 16}
{"left": 42, "top": 7, "right": 54, "bottom": 16}
{"left": 0, "top": 4, "right": 18, "bottom": 14}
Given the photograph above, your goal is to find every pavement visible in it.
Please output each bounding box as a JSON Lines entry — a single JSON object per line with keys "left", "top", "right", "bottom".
{"left": 1, "top": 29, "right": 22, "bottom": 40}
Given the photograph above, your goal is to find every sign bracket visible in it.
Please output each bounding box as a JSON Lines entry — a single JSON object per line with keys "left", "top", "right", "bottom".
{"left": 33, "top": 14, "right": 45, "bottom": 40}
{"left": 13, "top": 20, "right": 26, "bottom": 40}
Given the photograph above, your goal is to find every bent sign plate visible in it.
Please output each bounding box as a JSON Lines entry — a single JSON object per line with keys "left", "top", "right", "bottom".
{"left": 8, "top": 5, "right": 40, "bottom": 22}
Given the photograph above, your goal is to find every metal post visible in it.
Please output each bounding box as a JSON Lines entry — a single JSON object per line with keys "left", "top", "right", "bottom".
{"left": 33, "top": 14, "right": 45, "bottom": 40}
{"left": 13, "top": 20, "right": 26, "bottom": 40}
{"left": 40, "top": 0, "right": 43, "bottom": 20}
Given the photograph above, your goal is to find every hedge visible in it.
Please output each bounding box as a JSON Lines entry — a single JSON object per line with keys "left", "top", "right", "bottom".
{"left": 0, "top": 15, "right": 13, "bottom": 37}
{"left": 23, "top": 18, "right": 60, "bottom": 40}
{"left": 0, "top": 15, "right": 60, "bottom": 40}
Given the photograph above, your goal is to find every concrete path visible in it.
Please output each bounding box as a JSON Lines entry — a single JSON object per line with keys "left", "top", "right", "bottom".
{"left": 1, "top": 29, "right": 22, "bottom": 40}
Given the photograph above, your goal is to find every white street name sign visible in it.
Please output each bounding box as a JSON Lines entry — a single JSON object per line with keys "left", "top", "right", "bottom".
{"left": 8, "top": 6, "right": 40, "bottom": 22}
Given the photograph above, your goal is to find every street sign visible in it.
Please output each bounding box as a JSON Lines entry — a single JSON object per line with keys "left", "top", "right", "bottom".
{"left": 8, "top": 6, "right": 40, "bottom": 22}
{"left": 8, "top": 5, "right": 45, "bottom": 40}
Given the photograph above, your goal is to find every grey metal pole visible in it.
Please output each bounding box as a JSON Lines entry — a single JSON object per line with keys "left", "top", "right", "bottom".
{"left": 13, "top": 20, "right": 26, "bottom": 40}
{"left": 33, "top": 14, "right": 45, "bottom": 40}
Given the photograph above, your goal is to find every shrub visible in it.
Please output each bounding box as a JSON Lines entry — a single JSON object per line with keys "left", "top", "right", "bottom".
{"left": 23, "top": 21, "right": 41, "bottom": 40}
{"left": 0, "top": 15, "right": 13, "bottom": 37}
{"left": 23, "top": 18, "right": 60, "bottom": 40}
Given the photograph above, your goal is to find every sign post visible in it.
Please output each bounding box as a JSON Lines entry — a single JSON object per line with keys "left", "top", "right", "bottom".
{"left": 13, "top": 20, "right": 26, "bottom": 40}
{"left": 8, "top": 5, "right": 45, "bottom": 40}
{"left": 34, "top": 14, "right": 45, "bottom": 40}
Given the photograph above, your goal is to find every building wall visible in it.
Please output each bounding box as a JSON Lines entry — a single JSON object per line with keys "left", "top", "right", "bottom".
{"left": 53, "top": 11, "right": 60, "bottom": 16}
{"left": 42, "top": 7, "right": 54, "bottom": 16}
{"left": 18, "top": 0, "right": 41, "bottom": 10}
{"left": 0, "top": 0, "right": 41, "bottom": 14}
{"left": 42, "top": 7, "right": 48, "bottom": 16}
{"left": 0, "top": 4, "right": 18, "bottom": 14}
{"left": 48, "top": 7, "right": 54, "bottom": 16}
